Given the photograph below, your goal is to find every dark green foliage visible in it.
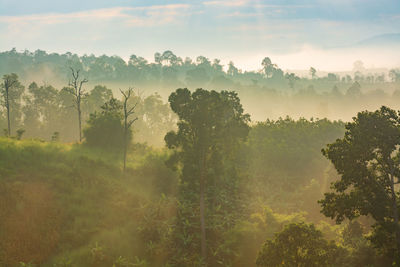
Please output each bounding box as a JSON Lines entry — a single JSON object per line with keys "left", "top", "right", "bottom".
{"left": 83, "top": 85, "right": 113, "bottom": 116}
{"left": 16, "top": 129, "right": 25, "bottom": 140}
{"left": 165, "top": 88, "right": 250, "bottom": 265}
{"left": 1, "top": 73, "right": 24, "bottom": 135}
{"left": 320, "top": 106, "right": 400, "bottom": 261}
{"left": 1, "top": 54, "right": 399, "bottom": 266}
{"left": 246, "top": 117, "right": 345, "bottom": 215}
{"left": 256, "top": 222, "right": 346, "bottom": 267}
{"left": 83, "top": 98, "right": 128, "bottom": 151}
{"left": 135, "top": 151, "right": 178, "bottom": 196}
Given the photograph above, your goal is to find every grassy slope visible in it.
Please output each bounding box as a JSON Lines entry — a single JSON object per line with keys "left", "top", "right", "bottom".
{"left": 0, "top": 138, "right": 177, "bottom": 267}
{"left": 0, "top": 135, "right": 347, "bottom": 267}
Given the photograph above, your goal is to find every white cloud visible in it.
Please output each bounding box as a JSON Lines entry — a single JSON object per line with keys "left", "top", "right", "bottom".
{"left": 203, "top": 0, "right": 250, "bottom": 7}
{"left": 0, "top": 4, "right": 191, "bottom": 26}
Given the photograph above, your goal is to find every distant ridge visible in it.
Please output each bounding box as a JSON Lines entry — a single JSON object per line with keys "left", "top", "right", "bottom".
{"left": 357, "top": 33, "right": 400, "bottom": 47}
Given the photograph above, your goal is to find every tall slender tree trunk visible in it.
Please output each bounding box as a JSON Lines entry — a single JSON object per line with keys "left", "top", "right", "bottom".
{"left": 123, "top": 119, "right": 128, "bottom": 172}
{"left": 389, "top": 171, "right": 400, "bottom": 260}
{"left": 199, "top": 150, "right": 207, "bottom": 265}
{"left": 78, "top": 103, "right": 82, "bottom": 142}
{"left": 5, "top": 88, "right": 10, "bottom": 136}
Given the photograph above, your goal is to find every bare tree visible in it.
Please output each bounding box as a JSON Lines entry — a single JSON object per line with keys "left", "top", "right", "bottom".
{"left": 1, "top": 73, "right": 19, "bottom": 136}
{"left": 120, "top": 88, "right": 138, "bottom": 172}
{"left": 68, "top": 68, "right": 88, "bottom": 142}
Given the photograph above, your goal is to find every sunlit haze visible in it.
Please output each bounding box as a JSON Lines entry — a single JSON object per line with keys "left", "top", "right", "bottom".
{"left": 1, "top": 0, "right": 399, "bottom": 71}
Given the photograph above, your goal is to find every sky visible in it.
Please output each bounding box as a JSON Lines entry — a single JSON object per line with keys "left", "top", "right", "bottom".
{"left": 0, "top": 0, "right": 399, "bottom": 71}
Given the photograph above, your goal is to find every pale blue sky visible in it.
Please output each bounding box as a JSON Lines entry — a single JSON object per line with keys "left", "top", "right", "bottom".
{"left": 0, "top": 0, "right": 399, "bottom": 70}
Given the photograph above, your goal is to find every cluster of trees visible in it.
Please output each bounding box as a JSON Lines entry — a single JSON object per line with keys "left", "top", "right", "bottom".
{"left": 3, "top": 49, "right": 400, "bottom": 123}
{"left": 0, "top": 72, "right": 176, "bottom": 146}
{"left": 1, "top": 49, "right": 394, "bottom": 95}
{"left": 2, "top": 51, "right": 400, "bottom": 265}
{"left": 1, "top": 84, "right": 400, "bottom": 265}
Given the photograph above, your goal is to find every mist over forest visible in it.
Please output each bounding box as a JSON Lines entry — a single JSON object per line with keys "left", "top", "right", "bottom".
{"left": 1, "top": 48, "right": 400, "bottom": 125}
{"left": 1, "top": 0, "right": 400, "bottom": 266}
{"left": 0, "top": 47, "right": 400, "bottom": 266}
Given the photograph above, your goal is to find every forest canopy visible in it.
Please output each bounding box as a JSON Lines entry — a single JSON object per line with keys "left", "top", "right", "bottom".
{"left": 0, "top": 49, "right": 400, "bottom": 266}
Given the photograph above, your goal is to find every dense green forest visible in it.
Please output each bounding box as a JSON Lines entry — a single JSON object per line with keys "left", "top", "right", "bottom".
{"left": 1, "top": 50, "right": 400, "bottom": 266}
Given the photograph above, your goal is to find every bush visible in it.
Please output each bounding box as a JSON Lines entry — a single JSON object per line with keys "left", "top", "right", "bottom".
{"left": 256, "top": 222, "right": 347, "bottom": 267}
{"left": 83, "top": 98, "right": 130, "bottom": 151}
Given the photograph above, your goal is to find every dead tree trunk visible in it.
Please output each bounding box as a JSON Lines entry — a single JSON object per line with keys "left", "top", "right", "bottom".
{"left": 120, "top": 88, "right": 138, "bottom": 172}
{"left": 5, "top": 86, "right": 10, "bottom": 136}
{"left": 68, "top": 68, "right": 88, "bottom": 142}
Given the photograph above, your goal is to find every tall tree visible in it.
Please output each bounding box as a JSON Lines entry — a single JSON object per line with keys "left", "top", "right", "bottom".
{"left": 285, "top": 72, "right": 299, "bottom": 89}
{"left": 120, "top": 88, "right": 138, "bottom": 172}
{"left": 309, "top": 67, "right": 317, "bottom": 79}
{"left": 67, "top": 68, "right": 88, "bottom": 142}
{"left": 1, "top": 73, "right": 22, "bottom": 136}
{"left": 261, "top": 57, "right": 276, "bottom": 78}
{"left": 165, "top": 88, "right": 249, "bottom": 265}
{"left": 319, "top": 106, "right": 400, "bottom": 262}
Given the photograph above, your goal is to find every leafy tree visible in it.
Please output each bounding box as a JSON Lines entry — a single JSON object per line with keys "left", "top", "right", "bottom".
{"left": 16, "top": 129, "right": 25, "bottom": 140}
{"left": 327, "top": 73, "right": 338, "bottom": 82}
{"left": 246, "top": 117, "right": 345, "bottom": 214}
{"left": 185, "top": 68, "right": 210, "bottom": 88}
{"left": 256, "top": 222, "right": 345, "bottom": 267}
{"left": 346, "top": 81, "right": 361, "bottom": 98}
{"left": 162, "top": 66, "right": 179, "bottom": 87}
{"left": 227, "top": 61, "right": 238, "bottom": 76}
{"left": 1, "top": 73, "right": 23, "bottom": 136}
{"left": 165, "top": 88, "right": 250, "bottom": 265}
{"left": 285, "top": 72, "right": 299, "bottom": 89}
{"left": 154, "top": 52, "right": 162, "bottom": 65}
{"left": 389, "top": 69, "right": 400, "bottom": 82}
{"left": 319, "top": 106, "right": 400, "bottom": 262}
{"left": 161, "top": 50, "right": 179, "bottom": 66}
{"left": 121, "top": 92, "right": 176, "bottom": 147}
{"left": 212, "top": 59, "right": 223, "bottom": 72}
{"left": 23, "top": 82, "right": 61, "bottom": 139}
{"left": 309, "top": 67, "right": 317, "bottom": 79}
{"left": 84, "top": 85, "right": 113, "bottom": 117}
{"left": 262, "top": 57, "right": 277, "bottom": 78}
{"left": 83, "top": 98, "right": 127, "bottom": 150}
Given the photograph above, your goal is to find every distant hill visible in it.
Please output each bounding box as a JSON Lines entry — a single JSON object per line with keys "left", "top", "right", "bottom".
{"left": 357, "top": 33, "right": 400, "bottom": 47}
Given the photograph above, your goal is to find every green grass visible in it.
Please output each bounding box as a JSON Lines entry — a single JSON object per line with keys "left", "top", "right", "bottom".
{"left": 0, "top": 138, "right": 176, "bottom": 266}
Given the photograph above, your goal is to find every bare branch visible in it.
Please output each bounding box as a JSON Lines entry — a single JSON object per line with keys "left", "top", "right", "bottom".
{"left": 128, "top": 117, "right": 138, "bottom": 128}
{"left": 120, "top": 88, "right": 127, "bottom": 99}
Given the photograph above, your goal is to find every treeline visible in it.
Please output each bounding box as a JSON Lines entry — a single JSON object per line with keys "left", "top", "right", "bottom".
{"left": 2, "top": 49, "right": 400, "bottom": 122}
{"left": 1, "top": 49, "right": 398, "bottom": 93}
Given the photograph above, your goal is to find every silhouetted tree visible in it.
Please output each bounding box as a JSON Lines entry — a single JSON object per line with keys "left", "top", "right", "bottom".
{"left": 1, "top": 73, "right": 22, "bottom": 136}
{"left": 285, "top": 72, "right": 299, "bottom": 89}
{"left": 83, "top": 98, "right": 125, "bottom": 150}
{"left": 120, "top": 88, "right": 138, "bottom": 172}
{"left": 257, "top": 223, "right": 345, "bottom": 266}
{"left": 320, "top": 106, "right": 400, "bottom": 262}
{"left": 67, "top": 68, "right": 88, "bottom": 142}
{"left": 309, "top": 67, "right": 317, "bottom": 79}
{"left": 262, "top": 57, "right": 276, "bottom": 78}
{"left": 165, "top": 88, "right": 249, "bottom": 265}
